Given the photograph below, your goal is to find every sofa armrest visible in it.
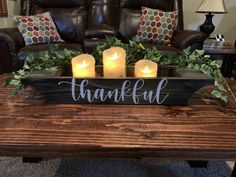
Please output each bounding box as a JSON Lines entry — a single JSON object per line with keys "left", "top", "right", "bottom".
{"left": 0, "top": 27, "right": 25, "bottom": 52}
{"left": 85, "top": 24, "right": 118, "bottom": 38}
{"left": 171, "top": 30, "right": 207, "bottom": 50}
{"left": 0, "top": 28, "right": 25, "bottom": 72}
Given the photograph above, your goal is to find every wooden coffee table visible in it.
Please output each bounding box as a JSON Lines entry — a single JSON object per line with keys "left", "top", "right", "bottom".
{"left": 1, "top": 74, "right": 236, "bottom": 176}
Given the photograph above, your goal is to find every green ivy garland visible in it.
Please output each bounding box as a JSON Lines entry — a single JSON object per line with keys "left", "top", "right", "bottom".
{"left": 7, "top": 45, "right": 77, "bottom": 96}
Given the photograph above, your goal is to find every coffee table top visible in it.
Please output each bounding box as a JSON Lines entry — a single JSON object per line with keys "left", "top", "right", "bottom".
{"left": 0, "top": 74, "right": 236, "bottom": 160}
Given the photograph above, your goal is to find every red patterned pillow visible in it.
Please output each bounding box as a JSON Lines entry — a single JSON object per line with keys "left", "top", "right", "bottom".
{"left": 14, "top": 12, "right": 64, "bottom": 46}
{"left": 136, "top": 7, "right": 178, "bottom": 46}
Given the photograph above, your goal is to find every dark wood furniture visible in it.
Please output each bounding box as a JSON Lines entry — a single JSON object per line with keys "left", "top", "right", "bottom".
{"left": 204, "top": 47, "right": 236, "bottom": 77}
{"left": 0, "top": 74, "right": 236, "bottom": 176}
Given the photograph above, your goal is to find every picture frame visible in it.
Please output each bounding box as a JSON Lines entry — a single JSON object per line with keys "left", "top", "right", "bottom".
{"left": 0, "top": 0, "right": 8, "bottom": 17}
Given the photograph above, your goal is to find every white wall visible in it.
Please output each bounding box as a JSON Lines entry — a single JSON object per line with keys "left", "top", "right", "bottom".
{"left": 183, "top": 0, "right": 236, "bottom": 40}
{"left": 0, "top": 0, "right": 236, "bottom": 40}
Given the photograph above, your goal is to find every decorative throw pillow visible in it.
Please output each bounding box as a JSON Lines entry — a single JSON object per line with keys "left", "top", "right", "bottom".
{"left": 14, "top": 12, "right": 64, "bottom": 46}
{"left": 136, "top": 7, "right": 178, "bottom": 46}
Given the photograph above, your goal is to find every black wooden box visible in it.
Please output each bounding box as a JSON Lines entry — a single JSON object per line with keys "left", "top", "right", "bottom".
{"left": 22, "top": 66, "right": 214, "bottom": 106}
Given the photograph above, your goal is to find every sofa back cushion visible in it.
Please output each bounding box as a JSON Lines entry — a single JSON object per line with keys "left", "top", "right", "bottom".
{"left": 121, "top": 0, "right": 175, "bottom": 11}
{"left": 119, "top": 0, "right": 183, "bottom": 41}
{"left": 119, "top": 9, "right": 141, "bottom": 41}
{"left": 89, "top": 0, "right": 119, "bottom": 28}
{"left": 33, "top": 0, "right": 87, "bottom": 8}
{"left": 21, "top": 0, "right": 184, "bottom": 43}
{"left": 22, "top": 0, "right": 89, "bottom": 43}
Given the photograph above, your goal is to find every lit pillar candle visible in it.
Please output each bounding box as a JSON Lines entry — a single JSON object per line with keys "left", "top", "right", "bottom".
{"left": 135, "top": 59, "right": 158, "bottom": 78}
{"left": 71, "top": 54, "right": 96, "bottom": 78}
{"left": 103, "top": 47, "right": 126, "bottom": 78}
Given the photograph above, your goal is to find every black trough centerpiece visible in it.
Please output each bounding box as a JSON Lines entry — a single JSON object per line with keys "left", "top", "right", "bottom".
{"left": 8, "top": 37, "right": 228, "bottom": 105}
{"left": 22, "top": 66, "right": 214, "bottom": 106}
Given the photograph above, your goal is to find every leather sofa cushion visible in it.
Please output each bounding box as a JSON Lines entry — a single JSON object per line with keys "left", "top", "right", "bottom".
{"left": 89, "top": 0, "right": 119, "bottom": 28}
{"left": 143, "top": 43, "right": 179, "bottom": 54}
{"left": 17, "top": 43, "right": 83, "bottom": 66}
{"left": 119, "top": 9, "right": 141, "bottom": 41}
{"left": 155, "top": 45, "right": 179, "bottom": 54}
{"left": 32, "top": 8, "right": 87, "bottom": 43}
{"left": 120, "top": 0, "right": 183, "bottom": 31}
{"left": 84, "top": 38, "right": 106, "bottom": 53}
{"left": 0, "top": 41, "right": 14, "bottom": 73}
{"left": 86, "top": 24, "right": 118, "bottom": 38}
{"left": 34, "top": 0, "right": 87, "bottom": 8}
{"left": 120, "top": 0, "right": 175, "bottom": 11}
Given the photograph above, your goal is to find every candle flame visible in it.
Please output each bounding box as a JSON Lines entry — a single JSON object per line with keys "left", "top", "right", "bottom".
{"left": 142, "top": 66, "right": 152, "bottom": 74}
{"left": 78, "top": 60, "right": 89, "bottom": 68}
{"left": 110, "top": 52, "right": 119, "bottom": 61}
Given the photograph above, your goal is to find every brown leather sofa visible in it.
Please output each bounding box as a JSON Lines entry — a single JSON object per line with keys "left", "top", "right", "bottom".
{"left": 0, "top": 0, "right": 207, "bottom": 74}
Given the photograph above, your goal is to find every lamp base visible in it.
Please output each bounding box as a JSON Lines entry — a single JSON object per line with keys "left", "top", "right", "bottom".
{"left": 200, "top": 13, "right": 215, "bottom": 36}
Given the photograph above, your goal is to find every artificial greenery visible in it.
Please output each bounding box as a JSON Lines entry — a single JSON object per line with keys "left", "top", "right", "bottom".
{"left": 92, "top": 36, "right": 162, "bottom": 65}
{"left": 7, "top": 45, "right": 77, "bottom": 96}
{"left": 93, "top": 36, "right": 229, "bottom": 103}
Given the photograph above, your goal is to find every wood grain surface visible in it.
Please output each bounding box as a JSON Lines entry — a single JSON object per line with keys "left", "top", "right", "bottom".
{"left": 0, "top": 0, "right": 8, "bottom": 16}
{"left": 204, "top": 47, "right": 236, "bottom": 55}
{"left": 0, "top": 74, "right": 236, "bottom": 160}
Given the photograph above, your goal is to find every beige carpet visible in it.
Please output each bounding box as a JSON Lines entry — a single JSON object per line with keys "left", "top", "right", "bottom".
{"left": 0, "top": 157, "right": 234, "bottom": 177}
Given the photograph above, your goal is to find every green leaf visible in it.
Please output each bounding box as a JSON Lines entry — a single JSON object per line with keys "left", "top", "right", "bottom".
{"left": 217, "top": 84, "right": 227, "bottom": 92}
{"left": 195, "top": 50, "right": 205, "bottom": 56}
{"left": 18, "top": 70, "right": 25, "bottom": 76}
{"left": 211, "top": 90, "right": 222, "bottom": 98}
{"left": 139, "top": 43, "right": 145, "bottom": 50}
{"left": 9, "top": 79, "right": 21, "bottom": 86}
{"left": 23, "top": 63, "right": 30, "bottom": 70}
{"left": 182, "top": 47, "right": 191, "bottom": 55}
{"left": 14, "top": 74, "right": 22, "bottom": 80}
{"left": 193, "top": 64, "right": 200, "bottom": 70}
{"left": 27, "top": 54, "right": 35, "bottom": 63}
{"left": 221, "top": 96, "right": 228, "bottom": 103}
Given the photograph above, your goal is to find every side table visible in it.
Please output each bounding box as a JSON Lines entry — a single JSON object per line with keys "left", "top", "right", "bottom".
{"left": 204, "top": 47, "right": 236, "bottom": 77}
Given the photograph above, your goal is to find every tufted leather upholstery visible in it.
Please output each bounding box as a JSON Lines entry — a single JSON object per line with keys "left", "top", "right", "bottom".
{"left": 0, "top": 0, "right": 207, "bottom": 74}
{"left": 89, "top": 0, "right": 119, "bottom": 28}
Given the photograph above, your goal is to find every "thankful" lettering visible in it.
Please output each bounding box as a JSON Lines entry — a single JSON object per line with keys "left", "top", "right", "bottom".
{"left": 58, "top": 79, "right": 169, "bottom": 104}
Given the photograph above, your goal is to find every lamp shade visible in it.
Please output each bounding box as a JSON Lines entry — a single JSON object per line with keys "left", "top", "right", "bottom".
{"left": 197, "top": 0, "right": 227, "bottom": 14}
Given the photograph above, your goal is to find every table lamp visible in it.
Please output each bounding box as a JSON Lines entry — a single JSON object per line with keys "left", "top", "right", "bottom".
{"left": 196, "top": 0, "right": 227, "bottom": 36}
